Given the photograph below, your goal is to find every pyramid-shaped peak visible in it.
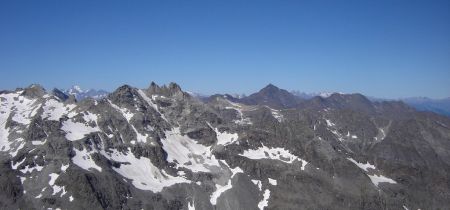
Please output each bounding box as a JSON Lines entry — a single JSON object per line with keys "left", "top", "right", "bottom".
{"left": 260, "top": 83, "right": 280, "bottom": 92}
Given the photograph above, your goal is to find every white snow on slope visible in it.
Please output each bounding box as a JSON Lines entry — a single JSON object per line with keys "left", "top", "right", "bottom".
{"left": 325, "top": 119, "right": 335, "bottom": 127}
{"left": 49, "top": 173, "right": 59, "bottom": 186}
{"left": 32, "top": 139, "right": 47, "bottom": 145}
{"left": 41, "top": 98, "right": 76, "bottom": 121}
{"left": 48, "top": 173, "right": 67, "bottom": 196}
{"left": 368, "top": 174, "right": 397, "bottom": 187}
{"left": 19, "top": 164, "right": 44, "bottom": 174}
{"left": 347, "top": 158, "right": 376, "bottom": 172}
{"left": 11, "top": 158, "right": 26, "bottom": 169}
{"left": 252, "top": 178, "right": 275, "bottom": 209}
{"left": 61, "top": 163, "right": 69, "bottom": 172}
{"left": 240, "top": 144, "right": 308, "bottom": 170}
{"left": 62, "top": 112, "right": 100, "bottom": 141}
{"left": 347, "top": 158, "right": 397, "bottom": 187}
{"left": 1, "top": 92, "right": 39, "bottom": 155}
{"left": 319, "top": 92, "right": 334, "bottom": 98}
{"left": 210, "top": 164, "right": 243, "bottom": 205}
{"left": 268, "top": 178, "right": 277, "bottom": 185}
{"left": 72, "top": 147, "right": 102, "bottom": 172}
{"left": 188, "top": 200, "right": 195, "bottom": 210}
{"left": 108, "top": 100, "right": 134, "bottom": 122}
{"left": 102, "top": 148, "right": 190, "bottom": 192}
{"left": 252, "top": 180, "right": 262, "bottom": 191}
{"left": 210, "top": 179, "right": 233, "bottom": 205}
{"left": 161, "top": 127, "right": 221, "bottom": 173}
{"left": 208, "top": 123, "right": 239, "bottom": 146}
{"left": 258, "top": 189, "right": 271, "bottom": 210}
{"left": 0, "top": 92, "right": 40, "bottom": 125}
{"left": 266, "top": 106, "right": 283, "bottom": 122}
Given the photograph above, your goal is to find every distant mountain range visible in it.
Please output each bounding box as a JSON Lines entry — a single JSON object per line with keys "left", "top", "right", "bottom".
{"left": 397, "top": 97, "right": 450, "bottom": 117}
{"left": 59, "top": 85, "right": 450, "bottom": 117}
{"left": 63, "top": 85, "right": 109, "bottom": 101}
{"left": 291, "top": 90, "right": 450, "bottom": 117}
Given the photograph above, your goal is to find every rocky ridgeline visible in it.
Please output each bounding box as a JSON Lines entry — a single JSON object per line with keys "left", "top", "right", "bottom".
{"left": 1, "top": 83, "right": 450, "bottom": 210}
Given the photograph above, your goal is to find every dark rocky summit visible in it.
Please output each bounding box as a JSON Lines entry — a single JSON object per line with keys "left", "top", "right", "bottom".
{"left": 1, "top": 83, "right": 449, "bottom": 210}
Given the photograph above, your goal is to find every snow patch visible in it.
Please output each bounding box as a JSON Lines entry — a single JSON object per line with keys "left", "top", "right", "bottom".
{"left": 62, "top": 112, "right": 100, "bottom": 141}
{"left": 32, "top": 139, "right": 47, "bottom": 145}
{"left": 266, "top": 106, "right": 283, "bottom": 122}
{"left": 347, "top": 158, "right": 397, "bottom": 187}
{"left": 19, "top": 164, "right": 44, "bottom": 174}
{"left": 48, "top": 173, "right": 59, "bottom": 186}
{"left": 368, "top": 174, "right": 397, "bottom": 187}
{"left": 41, "top": 98, "right": 75, "bottom": 121}
{"left": 101, "top": 148, "right": 190, "bottom": 192}
{"left": 268, "top": 178, "right": 277, "bottom": 186}
{"left": 1, "top": 92, "right": 39, "bottom": 156}
{"left": 49, "top": 173, "right": 67, "bottom": 196}
{"left": 161, "top": 128, "right": 221, "bottom": 173}
{"left": 11, "top": 158, "right": 26, "bottom": 169}
{"left": 210, "top": 179, "right": 233, "bottom": 205}
{"left": 208, "top": 123, "right": 239, "bottom": 146}
{"left": 240, "top": 144, "right": 308, "bottom": 169}
{"left": 210, "top": 164, "right": 243, "bottom": 205}
{"left": 258, "top": 189, "right": 270, "bottom": 210}
{"left": 347, "top": 158, "right": 376, "bottom": 172}
{"left": 188, "top": 200, "right": 195, "bottom": 210}
{"left": 0, "top": 92, "right": 40, "bottom": 125}
{"left": 72, "top": 147, "right": 102, "bottom": 172}
{"left": 252, "top": 179, "right": 262, "bottom": 191}
{"left": 20, "top": 176, "right": 26, "bottom": 184}
{"left": 325, "top": 119, "right": 335, "bottom": 127}
{"left": 61, "top": 163, "right": 69, "bottom": 172}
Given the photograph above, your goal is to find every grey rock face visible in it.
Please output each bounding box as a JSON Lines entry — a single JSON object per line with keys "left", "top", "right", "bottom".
{"left": 1, "top": 83, "right": 449, "bottom": 210}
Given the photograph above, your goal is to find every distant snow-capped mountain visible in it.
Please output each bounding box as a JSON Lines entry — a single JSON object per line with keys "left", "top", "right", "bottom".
{"left": 64, "top": 85, "right": 109, "bottom": 100}
{"left": 291, "top": 90, "right": 344, "bottom": 99}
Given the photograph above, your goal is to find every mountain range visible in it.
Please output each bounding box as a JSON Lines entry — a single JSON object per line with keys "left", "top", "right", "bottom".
{"left": 64, "top": 85, "right": 109, "bottom": 101}
{"left": 61, "top": 85, "right": 450, "bottom": 117}
{"left": 1, "top": 83, "right": 449, "bottom": 210}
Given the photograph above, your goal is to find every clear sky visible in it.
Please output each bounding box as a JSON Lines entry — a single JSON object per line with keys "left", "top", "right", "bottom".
{"left": 0, "top": 0, "right": 449, "bottom": 98}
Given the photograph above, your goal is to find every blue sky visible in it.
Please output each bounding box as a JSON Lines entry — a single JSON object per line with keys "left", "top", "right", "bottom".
{"left": 0, "top": 0, "right": 449, "bottom": 98}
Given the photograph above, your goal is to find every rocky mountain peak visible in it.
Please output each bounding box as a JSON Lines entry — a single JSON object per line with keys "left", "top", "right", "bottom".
{"left": 260, "top": 83, "right": 280, "bottom": 93}
{"left": 110, "top": 84, "right": 137, "bottom": 103}
{"left": 51, "top": 88, "right": 70, "bottom": 101}
{"left": 146, "top": 82, "right": 188, "bottom": 99}
{"left": 21, "top": 84, "right": 46, "bottom": 98}
{"left": 240, "top": 84, "right": 302, "bottom": 108}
